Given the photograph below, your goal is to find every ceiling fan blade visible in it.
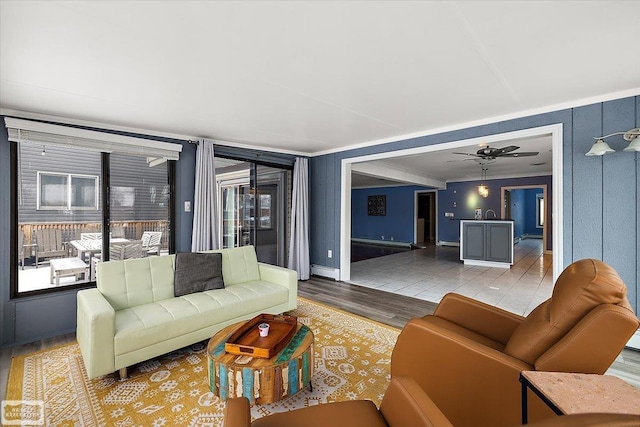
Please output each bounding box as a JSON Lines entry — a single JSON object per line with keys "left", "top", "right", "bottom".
{"left": 499, "top": 151, "right": 539, "bottom": 157}
{"left": 497, "top": 145, "right": 519, "bottom": 154}
{"left": 452, "top": 152, "right": 479, "bottom": 157}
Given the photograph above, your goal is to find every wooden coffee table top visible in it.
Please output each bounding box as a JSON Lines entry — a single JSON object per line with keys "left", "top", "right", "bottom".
{"left": 50, "top": 257, "right": 87, "bottom": 270}
{"left": 208, "top": 320, "right": 313, "bottom": 368}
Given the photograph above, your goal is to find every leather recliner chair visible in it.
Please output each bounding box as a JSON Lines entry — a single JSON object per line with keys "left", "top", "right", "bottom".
{"left": 391, "top": 258, "right": 640, "bottom": 427}
{"left": 223, "top": 376, "right": 639, "bottom": 427}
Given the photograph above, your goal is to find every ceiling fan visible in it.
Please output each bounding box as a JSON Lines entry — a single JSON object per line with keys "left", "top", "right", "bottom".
{"left": 453, "top": 145, "right": 538, "bottom": 160}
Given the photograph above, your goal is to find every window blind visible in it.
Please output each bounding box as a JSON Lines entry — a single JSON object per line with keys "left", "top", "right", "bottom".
{"left": 4, "top": 117, "right": 182, "bottom": 161}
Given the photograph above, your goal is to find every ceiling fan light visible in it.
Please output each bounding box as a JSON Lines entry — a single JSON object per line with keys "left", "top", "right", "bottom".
{"left": 585, "top": 139, "right": 615, "bottom": 156}
{"left": 622, "top": 136, "right": 640, "bottom": 152}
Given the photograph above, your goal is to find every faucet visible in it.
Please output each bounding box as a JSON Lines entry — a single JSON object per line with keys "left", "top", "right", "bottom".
{"left": 485, "top": 209, "right": 497, "bottom": 220}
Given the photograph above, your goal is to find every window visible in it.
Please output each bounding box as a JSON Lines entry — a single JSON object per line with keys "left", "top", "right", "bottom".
{"left": 7, "top": 117, "right": 181, "bottom": 298}
{"left": 37, "top": 172, "right": 98, "bottom": 210}
{"left": 536, "top": 193, "right": 544, "bottom": 228}
{"left": 259, "top": 194, "right": 272, "bottom": 228}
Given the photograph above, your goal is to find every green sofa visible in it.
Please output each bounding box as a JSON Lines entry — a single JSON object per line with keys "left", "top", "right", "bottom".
{"left": 77, "top": 246, "right": 298, "bottom": 380}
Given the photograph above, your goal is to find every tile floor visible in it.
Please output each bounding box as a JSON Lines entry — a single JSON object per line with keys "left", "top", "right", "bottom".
{"left": 350, "top": 238, "right": 553, "bottom": 316}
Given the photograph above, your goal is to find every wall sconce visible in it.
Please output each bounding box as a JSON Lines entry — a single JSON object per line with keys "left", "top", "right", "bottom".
{"left": 586, "top": 127, "right": 640, "bottom": 156}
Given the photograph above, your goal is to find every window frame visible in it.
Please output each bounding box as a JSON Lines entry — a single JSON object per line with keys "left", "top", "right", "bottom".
{"left": 36, "top": 171, "right": 99, "bottom": 211}
{"left": 10, "top": 142, "right": 177, "bottom": 299}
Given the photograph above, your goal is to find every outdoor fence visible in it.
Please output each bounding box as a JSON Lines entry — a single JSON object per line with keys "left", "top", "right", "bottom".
{"left": 19, "top": 220, "right": 170, "bottom": 258}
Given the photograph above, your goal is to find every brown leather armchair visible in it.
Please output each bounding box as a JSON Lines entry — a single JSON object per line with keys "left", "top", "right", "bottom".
{"left": 223, "top": 376, "right": 639, "bottom": 427}
{"left": 391, "top": 259, "right": 640, "bottom": 427}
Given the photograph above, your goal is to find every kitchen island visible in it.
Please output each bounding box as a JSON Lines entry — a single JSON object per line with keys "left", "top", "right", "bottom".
{"left": 460, "top": 220, "right": 514, "bottom": 268}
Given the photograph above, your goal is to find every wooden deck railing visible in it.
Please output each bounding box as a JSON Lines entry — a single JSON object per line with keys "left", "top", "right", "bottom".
{"left": 19, "top": 221, "right": 170, "bottom": 257}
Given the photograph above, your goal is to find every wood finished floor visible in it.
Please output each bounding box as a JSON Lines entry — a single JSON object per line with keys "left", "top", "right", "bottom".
{"left": 1, "top": 276, "right": 638, "bottom": 402}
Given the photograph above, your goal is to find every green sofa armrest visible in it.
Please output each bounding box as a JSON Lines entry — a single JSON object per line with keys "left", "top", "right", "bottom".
{"left": 77, "top": 288, "right": 116, "bottom": 379}
{"left": 258, "top": 262, "right": 298, "bottom": 311}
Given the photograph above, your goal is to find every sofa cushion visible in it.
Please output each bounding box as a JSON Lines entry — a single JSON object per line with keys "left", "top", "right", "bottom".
{"left": 203, "top": 246, "right": 260, "bottom": 286}
{"left": 97, "top": 255, "right": 176, "bottom": 310}
{"left": 504, "top": 258, "right": 626, "bottom": 364}
{"left": 174, "top": 252, "right": 224, "bottom": 297}
{"left": 114, "top": 280, "right": 288, "bottom": 356}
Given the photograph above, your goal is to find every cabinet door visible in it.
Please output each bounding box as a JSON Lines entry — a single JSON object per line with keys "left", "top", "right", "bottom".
{"left": 462, "top": 223, "right": 485, "bottom": 260}
{"left": 485, "top": 223, "right": 512, "bottom": 263}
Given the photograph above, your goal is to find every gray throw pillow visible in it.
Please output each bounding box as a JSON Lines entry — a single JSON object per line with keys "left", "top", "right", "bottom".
{"left": 174, "top": 252, "right": 224, "bottom": 297}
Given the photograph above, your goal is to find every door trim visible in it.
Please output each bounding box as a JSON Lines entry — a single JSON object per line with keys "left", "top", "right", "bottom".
{"left": 340, "top": 123, "right": 563, "bottom": 282}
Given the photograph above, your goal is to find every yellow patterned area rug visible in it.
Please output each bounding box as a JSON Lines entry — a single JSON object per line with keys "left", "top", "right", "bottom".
{"left": 6, "top": 298, "right": 400, "bottom": 427}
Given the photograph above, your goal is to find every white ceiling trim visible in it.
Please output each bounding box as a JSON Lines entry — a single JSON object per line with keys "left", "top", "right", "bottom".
{"left": 311, "top": 87, "right": 640, "bottom": 157}
{"left": 2, "top": 87, "right": 638, "bottom": 159}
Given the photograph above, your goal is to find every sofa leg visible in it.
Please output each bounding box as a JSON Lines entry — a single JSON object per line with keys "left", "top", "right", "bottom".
{"left": 119, "top": 367, "right": 128, "bottom": 381}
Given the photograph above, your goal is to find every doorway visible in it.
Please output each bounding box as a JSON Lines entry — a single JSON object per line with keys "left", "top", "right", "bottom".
{"left": 339, "top": 124, "right": 563, "bottom": 282}
{"left": 501, "top": 184, "right": 550, "bottom": 254}
{"left": 218, "top": 162, "right": 289, "bottom": 267}
{"left": 415, "top": 191, "right": 437, "bottom": 245}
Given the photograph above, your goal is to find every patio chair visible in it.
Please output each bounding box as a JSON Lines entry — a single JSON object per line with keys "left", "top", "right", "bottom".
{"left": 80, "top": 232, "right": 103, "bottom": 241}
{"left": 141, "top": 231, "right": 162, "bottom": 255}
{"left": 92, "top": 240, "right": 144, "bottom": 280}
{"left": 109, "top": 240, "right": 144, "bottom": 261}
{"left": 17, "top": 229, "right": 26, "bottom": 269}
{"left": 33, "top": 228, "right": 67, "bottom": 267}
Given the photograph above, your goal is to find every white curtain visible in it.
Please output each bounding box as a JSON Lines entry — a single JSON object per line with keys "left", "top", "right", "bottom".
{"left": 191, "top": 139, "right": 219, "bottom": 251}
{"left": 287, "top": 158, "right": 310, "bottom": 280}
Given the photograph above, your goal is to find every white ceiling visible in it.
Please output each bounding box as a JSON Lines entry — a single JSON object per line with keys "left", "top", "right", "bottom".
{"left": 1, "top": 1, "right": 639, "bottom": 184}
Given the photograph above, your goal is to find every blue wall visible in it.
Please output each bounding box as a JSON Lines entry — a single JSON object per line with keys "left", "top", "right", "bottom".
{"left": 310, "top": 96, "right": 640, "bottom": 314}
{"left": 351, "top": 185, "right": 429, "bottom": 243}
{"left": 0, "top": 118, "right": 197, "bottom": 347}
{"left": 523, "top": 189, "right": 543, "bottom": 236}
{"left": 436, "top": 176, "right": 552, "bottom": 247}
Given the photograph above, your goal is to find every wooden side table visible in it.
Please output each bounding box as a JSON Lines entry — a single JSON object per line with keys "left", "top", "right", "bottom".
{"left": 519, "top": 371, "right": 640, "bottom": 424}
{"left": 208, "top": 320, "right": 314, "bottom": 405}
{"left": 49, "top": 257, "right": 89, "bottom": 286}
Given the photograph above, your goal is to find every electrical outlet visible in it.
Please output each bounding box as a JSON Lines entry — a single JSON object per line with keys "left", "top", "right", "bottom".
{"left": 327, "top": 250, "right": 332, "bottom": 258}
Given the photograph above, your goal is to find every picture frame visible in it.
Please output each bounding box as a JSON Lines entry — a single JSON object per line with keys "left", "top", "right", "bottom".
{"left": 368, "top": 195, "right": 386, "bottom": 216}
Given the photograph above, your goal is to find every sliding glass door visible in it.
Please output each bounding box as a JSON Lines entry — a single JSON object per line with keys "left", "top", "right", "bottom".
{"left": 217, "top": 160, "right": 290, "bottom": 266}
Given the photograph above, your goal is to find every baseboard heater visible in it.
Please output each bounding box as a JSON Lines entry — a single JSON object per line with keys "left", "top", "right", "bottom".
{"left": 351, "top": 238, "right": 411, "bottom": 248}
{"left": 437, "top": 241, "right": 460, "bottom": 247}
{"left": 311, "top": 265, "right": 340, "bottom": 280}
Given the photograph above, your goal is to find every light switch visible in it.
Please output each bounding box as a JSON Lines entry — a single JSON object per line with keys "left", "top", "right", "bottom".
{"left": 184, "top": 201, "right": 191, "bottom": 212}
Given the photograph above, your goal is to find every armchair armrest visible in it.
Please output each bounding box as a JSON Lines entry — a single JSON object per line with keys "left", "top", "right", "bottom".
{"left": 380, "top": 377, "right": 453, "bottom": 427}
{"left": 258, "top": 263, "right": 298, "bottom": 310}
{"left": 77, "top": 288, "right": 116, "bottom": 379}
{"left": 223, "top": 397, "right": 251, "bottom": 427}
{"left": 433, "top": 293, "right": 525, "bottom": 344}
